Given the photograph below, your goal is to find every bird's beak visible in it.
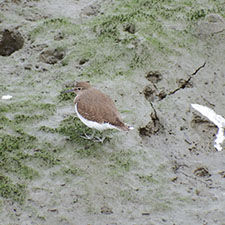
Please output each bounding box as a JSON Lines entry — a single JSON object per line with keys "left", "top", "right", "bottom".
{"left": 63, "top": 88, "right": 74, "bottom": 93}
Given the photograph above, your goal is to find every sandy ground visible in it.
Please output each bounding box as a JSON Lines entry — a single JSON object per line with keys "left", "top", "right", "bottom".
{"left": 0, "top": 0, "right": 225, "bottom": 224}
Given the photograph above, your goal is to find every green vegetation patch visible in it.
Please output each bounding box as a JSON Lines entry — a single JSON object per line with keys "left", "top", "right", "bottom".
{"left": 0, "top": 129, "right": 60, "bottom": 203}
{"left": 72, "top": 0, "right": 224, "bottom": 77}
{"left": 0, "top": 101, "right": 56, "bottom": 115}
{"left": 58, "top": 91, "right": 74, "bottom": 102}
{"left": 61, "top": 166, "right": 84, "bottom": 176}
{"left": 40, "top": 115, "right": 108, "bottom": 149}
{"left": 108, "top": 150, "right": 136, "bottom": 172}
{"left": 0, "top": 132, "right": 36, "bottom": 153}
{"left": 26, "top": 0, "right": 225, "bottom": 80}
{"left": 14, "top": 114, "right": 45, "bottom": 123}
{"left": 57, "top": 115, "right": 91, "bottom": 140}
{"left": 32, "top": 145, "right": 61, "bottom": 167}
{"left": 0, "top": 175, "right": 26, "bottom": 204}
{"left": 137, "top": 174, "right": 158, "bottom": 184}
{"left": 0, "top": 116, "right": 12, "bottom": 127}
{"left": 28, "top": 0, "right": 219, "bottom": 81}
{"left": 74, "top": 145, "right": 104, "bottom": 159}
{"left": 29, "top": 17, "right": 81, "bottom": 42}
{"left": 40, "top": 115, "right": 102, "bottom": 143}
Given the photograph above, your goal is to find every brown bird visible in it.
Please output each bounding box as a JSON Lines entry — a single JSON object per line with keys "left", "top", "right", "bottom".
{"left": 65, "top": 81, "right": 133, "bottom": 140}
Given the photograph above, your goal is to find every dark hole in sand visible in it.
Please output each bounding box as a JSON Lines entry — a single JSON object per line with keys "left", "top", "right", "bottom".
{"left": 0, "top": 29, "right": 24, "bottom": 56}
{"left": 139, "top": 111, "right": 163, "bottom": 137}
{"left": 145, "top": 71, "right": 162, "bottom": 83}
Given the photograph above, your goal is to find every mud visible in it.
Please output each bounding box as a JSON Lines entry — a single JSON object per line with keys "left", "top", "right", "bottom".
{"left": 0, "top": 0, "right": 225, "bottom": 225}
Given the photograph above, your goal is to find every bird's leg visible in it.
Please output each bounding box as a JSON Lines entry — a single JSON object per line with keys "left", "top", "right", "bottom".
{"left": 93, "top": 135, "right": 106, "bottom": 143}
{"left": 80, "top": 130, "right": 106, "bottom": 143}
{"left": 81, "top": 130, "right": 96, "bottom": 140}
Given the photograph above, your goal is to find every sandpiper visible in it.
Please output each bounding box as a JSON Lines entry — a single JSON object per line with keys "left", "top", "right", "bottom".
{"left": 65, "top": 81, "right": 133, "bottom": 141}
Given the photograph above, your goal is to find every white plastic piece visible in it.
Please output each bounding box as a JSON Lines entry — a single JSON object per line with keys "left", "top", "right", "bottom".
{"left": 1, "top": 95, "right": 13, "bottom": 100}
{"left": 191, "top": 104, "right": 225, "bottom": 151}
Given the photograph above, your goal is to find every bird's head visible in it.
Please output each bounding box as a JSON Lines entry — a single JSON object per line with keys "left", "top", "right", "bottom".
{"left": 63, "top": 81, "right": 91, "bottom": 95}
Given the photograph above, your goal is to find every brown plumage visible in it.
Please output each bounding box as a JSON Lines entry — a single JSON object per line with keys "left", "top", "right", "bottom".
{"left": 73, "top": 81, "right": 130, "bottom": 131}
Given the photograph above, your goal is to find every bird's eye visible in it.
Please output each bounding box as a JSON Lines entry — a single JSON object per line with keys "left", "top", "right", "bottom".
{"left": 77, "top": 87, "right": 81, "bottom": 90}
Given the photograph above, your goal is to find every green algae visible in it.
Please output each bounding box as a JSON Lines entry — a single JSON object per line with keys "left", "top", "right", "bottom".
{"left": 0, "top": 101, "right": 56, "bottom": 115}
{"left": 138, "top": 174, "right": 158, "bottom": 183}
{"left": 29, "top": 17, "right": 81, "bottom": 43}
{"left": 57, "top": 115, "right": 89, "bottom": 140}
{"left": 0, "top": 116, "right": 11, "bottom": 126}
{"left": 39, "top": 115, "right": 108, "bottom": 150}
{"left": 39, "top": 125, "right": 56, "bottom": 133}
{"left": 0, "top": 133, "right": 36, "bottom": 153}
{"left": 0, "top": 130, "right": 60, "bottom": 202}
{"left": 0, "top": 175, "right": 26, "bottom": 204}
{"left": 33, "top": 149, "right": 60, "bottom": 167}
{"left": 61, "top": 166, "right": 84, "bottom": 176}
{"left": 108, "top": 150, "right": 134, "bottom": 172}
{"left": 74, "top": 145, "right": 104, "bottom": 159}
{"left": 58, "top": 91, "right": 74, "bottom": 102}
{"left": 14, "top": 114, "right": 45, "bottom": 123}
{"left": 57, "top": 115, "right": 105, "bottom": 144}
{"left": 25, "top": 0, "right": 225, "bottom": 83}
{"left": 119, "top": 189, "right": 135, "bottom": 202}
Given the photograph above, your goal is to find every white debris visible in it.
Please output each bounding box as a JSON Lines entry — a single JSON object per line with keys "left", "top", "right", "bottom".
{"left": 191, "top": 104, "right": 225, "bottom": 151}
{"left": 1, "top": 95, "right": 13, "bottom": 100}
{"left": 128, "top": 126, "right": 134, "bottom": 130}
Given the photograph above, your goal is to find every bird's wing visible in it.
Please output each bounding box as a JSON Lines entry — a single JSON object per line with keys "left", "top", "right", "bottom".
{"left": 75, "top": 89, "right": 124, "bottom": 127}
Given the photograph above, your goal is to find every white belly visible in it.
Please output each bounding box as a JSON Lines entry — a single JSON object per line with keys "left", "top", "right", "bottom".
{"left": 75, "top": 104, "right": 119, "bottom": 131}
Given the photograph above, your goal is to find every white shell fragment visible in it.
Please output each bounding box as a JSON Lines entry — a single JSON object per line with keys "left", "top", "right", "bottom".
{"left": 191, "top": 104, "right": 225, "bottom": 151}
{"left": 1, "top": 95, "right": 13, "bottom": 100}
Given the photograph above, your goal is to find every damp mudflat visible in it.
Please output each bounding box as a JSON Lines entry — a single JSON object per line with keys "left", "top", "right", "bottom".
{"left": 0, "top": 0, "right": 225, "bottom": 224}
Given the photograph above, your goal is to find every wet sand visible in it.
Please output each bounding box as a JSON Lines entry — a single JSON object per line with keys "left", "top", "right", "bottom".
{"left": 0, "top": 0, "right": 225, "bottom": 224}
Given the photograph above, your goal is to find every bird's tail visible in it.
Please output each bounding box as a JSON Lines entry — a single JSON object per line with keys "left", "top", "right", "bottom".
{"left": 118, "top": 124, "right": 134, "bottom": 131}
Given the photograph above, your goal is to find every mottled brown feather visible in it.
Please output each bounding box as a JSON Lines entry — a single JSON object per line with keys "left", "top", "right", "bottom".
{"left": 74, "top": 87, "right": 129, "bottom": 131}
